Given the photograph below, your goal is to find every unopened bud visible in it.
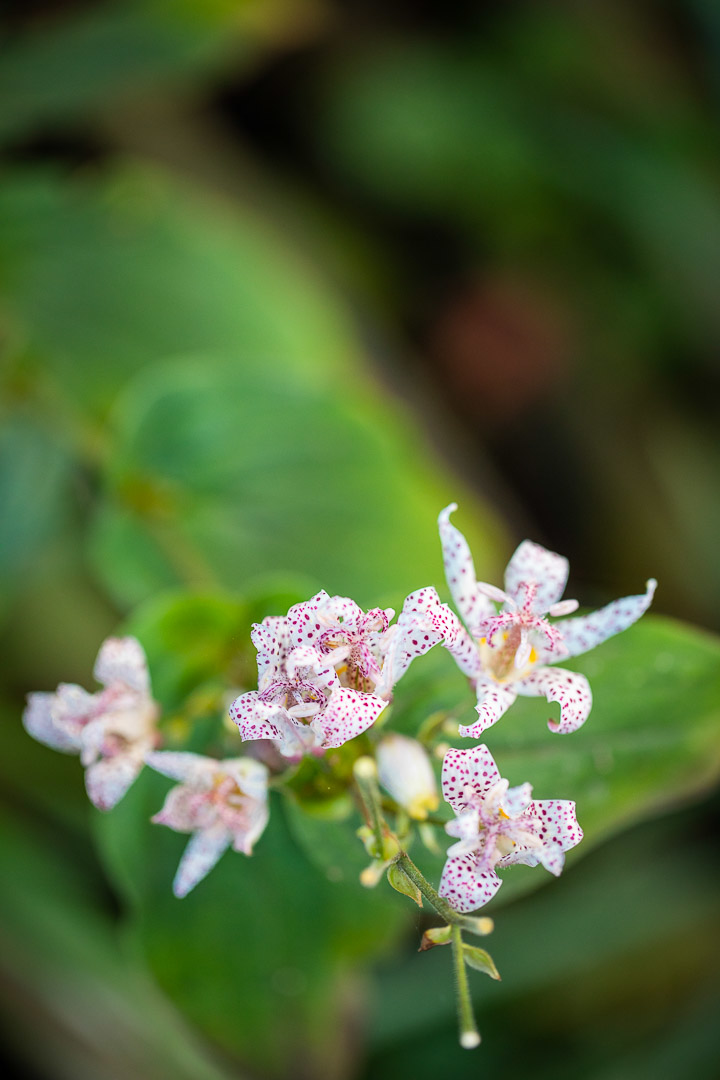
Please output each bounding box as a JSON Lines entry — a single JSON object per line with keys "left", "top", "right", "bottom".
{"left": 376, "top": 734, "right": 439, "bottom": 820}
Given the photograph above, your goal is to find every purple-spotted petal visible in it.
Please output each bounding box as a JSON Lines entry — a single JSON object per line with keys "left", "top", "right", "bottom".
{"left": 311, "top": 688, "right": 387, "bottom": 749}
{"left": 504, "top": 540, "right": 569, "bottom": 612}
{"left": 229, "top": 692, "right": 284, "bottom": 742}
{"left": 441, "top": 745, "right": 502, "bottom": 811}
{"left": 94, "top": 637, "right": 150, "bottom": 695}
{"left": 517, "top": 666, "right": 592, "bottom": 734}
{"left": 173, "top": 824, "right": 231, "bottom": 898}
{"left": 251, "top": 616, "right": 290, "bottom": 678}
{"left": 556, "top": 579, "right": 657, "bottom": 659}
{"left": 438, "top": 504, "right": 496, "bottom": 631}
{"left": 501, "top": 782, "right": 533, "bottom": 817}
{"left": 145, "top": 751, "right": 218, "bottom": 787}
{"left": 23, "top": 692, "right": 81, "bottom": 753}
{"left": 85, "top": 752, "right": 143, "bottom": 811}
{"left": 531, "top": 799, "right": 583, "bottom": 853}
{"left": 380, "top": 587, "right": 446, "bottom": 694}
{"left": 459, "top": 684, "right": 517, "bottom": 738}
{"left": 434, "top": 605, "right": 484, "bottom": 680}
{"left": 439, "top": 854, "right": 503, "bottom": 912}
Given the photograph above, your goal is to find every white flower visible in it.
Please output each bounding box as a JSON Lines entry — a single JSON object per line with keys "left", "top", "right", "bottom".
{"left": 376, "top": 734, "right": 439, "bottom": 820}
{"left": 439, "top": 746, "right": 582, "bottom": 911}
{"left": 436, "top": 504, "right": 656, "bottom": 736}
{"left": 23, "top": 637, "right": 158, "bottom": 810}
{"left": 230, "top": 588, "right": 448, "bottom": 757}
{"left": 146, "top": 752, "right": 269, "bottom": 897}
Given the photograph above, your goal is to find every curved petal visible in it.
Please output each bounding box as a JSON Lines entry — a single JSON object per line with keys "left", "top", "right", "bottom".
{"left": 94, "top": 637, "right": 150, "bottom": 695}
{"left": 311, "top": 688, "right": 387, "bottom": 749}
{"left": 434, "top": 605, "right": 484, "bottom": 681}
{"left": 556, "top": 579, "right": 657, "bottom": 659}
{"left": 439, "top": 854, "right": 502, "bottom": 913}
{"left": 458, "top": 684, "right": 517, "bottom": 738}
{"left": 172, "top": 824, "right": 231, "bottom": 898}
{"left": 441, "top": 745, "right": 501, "bottom": 811}
{"left": 152, "top": 783, "right": 212, "bottom": 832}
{"left": 516, "top": 666, "right": 592, "bottom": 734}
{"left": 251, "top": 615, "right": 290, "bottom": 678}
{"left": 379, "top": 587, "right": 446, "bottom": 695}
{"left": 504, "top": 541, "right": 569, "bottom": 612}
{"left": 501, "top": 782, "right": 533, "bottom": 817}
{"left": 225, "top": 757, "right": 269, "bottom": 802}
{"left": 229, "top": 692, "right": 284, "bottom": 742}
{"left": 230, "top": 799, "right": 270, "bottom": 855}
{"left": 85, "top": 752, "right": 143, "bottom": 811}
{"left": 23, "top": 692, "right": 80, "bottom": 753}
{"left": 145, "top": 751, "right": 218, "bottom": 786}
{"left": 438, "top": 504, "right": 496, "bottom": 631}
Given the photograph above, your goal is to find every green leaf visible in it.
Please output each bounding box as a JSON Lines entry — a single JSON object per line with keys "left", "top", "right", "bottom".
{"left": 463, "top": 944, "right": 501, "bottom": 980}
{"left": 387, "top": 862, "right": 423, "bottom": 907}
{"left": 419, "top": 925, "right": 452, "bottom": 951}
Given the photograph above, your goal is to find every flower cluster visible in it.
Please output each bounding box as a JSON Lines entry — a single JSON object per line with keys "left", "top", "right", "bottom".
{"left": 22, "top": 503, "right": 656, "bottom": 1049}
{"left": 228, "top": 588, "right": 449, "bottom": 758}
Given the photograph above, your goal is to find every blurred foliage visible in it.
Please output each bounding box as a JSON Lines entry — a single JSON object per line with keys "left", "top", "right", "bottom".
{"left": 1, "top": 0, "right": 720, "bottom": 1078}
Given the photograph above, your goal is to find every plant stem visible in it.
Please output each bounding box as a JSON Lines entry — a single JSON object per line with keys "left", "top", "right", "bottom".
{"left": 353, "top": 758, "right": 386, "bottom": 855}
{"left": 396, "top": 852, "right": 464, "bottom": 926}
{"left": 451, "top": 925, "right": 481, "bottom": 1049}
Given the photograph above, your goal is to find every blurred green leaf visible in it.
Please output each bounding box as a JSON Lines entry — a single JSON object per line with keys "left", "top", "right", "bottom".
{"left": 390, "top": 615, "right": 720, "bottom": 901}
{"left": 90, "top": 353, "right": 500, "bottom": 608}
{"left": 463, "top": 944, "right": 501, "bottom": 980}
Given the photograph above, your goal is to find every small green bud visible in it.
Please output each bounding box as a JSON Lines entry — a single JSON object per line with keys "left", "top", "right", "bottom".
{"left": 387, "top": 862, "right": 423, "bottom": 907}
{"left": 462, "top": 944, "right": 501, "bottom": 980}
{"left": 419, "top": 925, "right": 452, "bottom": 951}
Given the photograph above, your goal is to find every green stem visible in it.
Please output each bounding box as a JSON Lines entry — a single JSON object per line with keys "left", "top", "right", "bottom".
{"left": 353, "top": 758, "right": 386, "bottom": 855}
{"left": 451, "top": 925, "right": 481, "bottom": 1049}
{"left": 396, "top": 852, "right": 465, "bottom": 926}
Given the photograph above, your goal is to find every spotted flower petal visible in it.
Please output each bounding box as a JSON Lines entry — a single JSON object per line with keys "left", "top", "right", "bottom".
{"left": 504, "top": 540, "right": 569, "bottom": 612}
{"left": 310, "top": 687, "right": 387, "bottom": 749}
{"left": 229, "top": 692, "right": 286, "bottom": 742}
{"left": 145, "top": 750, "right": 218, "bottom": 786}
{"left": 85, "top": 752, "right": 145, "bottom": 811}
{"left": 516, "top": 667, "right": 593, "bottom": 734}
{"left": 438, "top": 504, "right": 496, "bottom": 631}
{"left": 458, "top": 683, "right": 518, "bottom": 738}
{"left": 556, "top": 579, "right": 658, "bottom": 659}
{"left": 378, "top": 587, "right": 447, "bottom": 694}
{"left": 94, "top": 636, "right": 151, "bottom": 695}
{"left": 172, "top": 824, "right": 232, "bottom": 899}
{"left": 441, "top": 745, "right": 501, "bottom": 812}
{"left": 439, "top": 856, "right": 503, "bottom": 913}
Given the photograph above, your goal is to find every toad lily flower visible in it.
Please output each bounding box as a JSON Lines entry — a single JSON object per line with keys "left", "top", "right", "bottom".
{"left": 230, "top": 588, "right": 447, "bottom": 757}
{"left": 437, "top": 504, "right": 656, "bottom": 736}
{"left": 146, "top": 752, "right": 269, "bottom": 897}
{"left": 23, "top": 637, "right": 159, "bottom": 810}
{"left": 439, "top": 746, "right": 582, "bottom": 911}
{"left": 376, "top": 733, "right": 439, "bottom": 820}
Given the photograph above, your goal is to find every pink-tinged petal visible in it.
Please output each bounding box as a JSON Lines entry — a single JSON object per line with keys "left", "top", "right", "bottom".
{"left": 531, "top": 799, "right": 583, "bottom": 854}
{"left": 434, "top": 605, "right": 484, "bottom": 680}
{"left": 152, "top": 783, "right": 211, "bottom": 832}
{"left": 224, "top": 757, "right": 270, "bottom": 802}
{"left": 172, "top": 824, "right": 231, "bottom": 898}
{"left": 285, "top": 645, "right": 338, "bottom": 692}
{"left": 23, "top": 692, "right": 81, "bottom": 753}
{"left": 438, "top": 504, "right": 496, "bottom": 631}
{"left": 517, "top": 666, "right": 592, "bottom": 734}
{"left": 251, "top": 616, "right": 290, "bottom": 683}
{"left": 229, "top": 692, "right": 284, "bottom": 742}
{"left": 380, "top": 587, "right": 446, "bottom": 693}
{"left": 53, "top": 683, "right": 97, "bottom": 728}
{"left": 501, "top": 782, "right": 533, "bottom": 817}
{"left": 145, "top": 751, "right": 218, "bottom": 786}
{"left": 458, "top": 684, "right": 517, "bottom": 738}
{"left": 439, "top": 855, "right": 503, "bottom": 912}
{"left": 230, "top": 799, "right": 270, "bottom": 855}
{"left": 321, "top": 594, "right": 365, "bottom": 627}
{"left": 94, "top": 637, "right": 150, "bottom": 695}
{"left": 556, "top": 579, "right": 657, "bottom": 659}
{"left": 441, "top": 745, "right": 501, "bottom": 811}
{"left": 85, "top": 752, "right": 143, "bottom": 811}
{"left": 311, "top": 688, "right": 387, "bottom": 749}
{"left": 504, "top": 540, "right": 569, "bottom": 612}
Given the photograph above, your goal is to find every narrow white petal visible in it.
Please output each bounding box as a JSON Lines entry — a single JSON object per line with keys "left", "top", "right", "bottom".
{"left": 556, "top": 579, "right": 657, "bottom": 659}
{"left": 173, "top": 825, "right": 231, "bottom": 898}
{"left": 438, "top": 504, "right": 496, "bottom": 631}
{"left": 94, "top": 637, "right": 151, "bottom": 695}
{"left": 504, "top": 540, "right": 569, "bottom": 612}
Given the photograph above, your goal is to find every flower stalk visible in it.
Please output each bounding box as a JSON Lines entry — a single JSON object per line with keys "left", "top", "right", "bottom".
{"left": 451, "top": 925, "right": 481, "bottom": 1049}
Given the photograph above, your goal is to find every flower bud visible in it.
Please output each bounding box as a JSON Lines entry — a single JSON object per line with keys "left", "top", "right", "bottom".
{"left": 376, "top": 734, "right": 439, "bottom": 820}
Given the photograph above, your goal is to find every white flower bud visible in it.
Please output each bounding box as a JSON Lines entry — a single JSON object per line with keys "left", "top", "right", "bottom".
{"left": 376, "top": 734, "right": 439, "bottom": 820}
